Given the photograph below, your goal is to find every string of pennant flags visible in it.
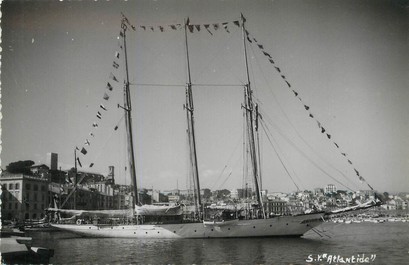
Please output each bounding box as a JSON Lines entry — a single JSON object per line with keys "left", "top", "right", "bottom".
{"left": 75, "top": 34, "right": 124, "bottom": 170}
{"left": 118, "top": 18, "right": 241, "bottom": 35}
{"left": 243, "top": 29, "right": 373, "bottom": 190}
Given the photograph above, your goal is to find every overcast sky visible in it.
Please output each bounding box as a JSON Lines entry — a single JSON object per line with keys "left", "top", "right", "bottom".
{"left": 1, "top": 0, "right": 408, "bottom": 193}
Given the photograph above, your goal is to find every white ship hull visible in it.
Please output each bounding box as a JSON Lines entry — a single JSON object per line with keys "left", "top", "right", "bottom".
{"left": 52, "top": 213, "right": 324, "bottom": 238}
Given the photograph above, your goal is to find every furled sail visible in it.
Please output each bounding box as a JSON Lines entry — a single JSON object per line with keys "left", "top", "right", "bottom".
{"left": 135, "top": 204, "right": 183, "bottom": 216}
{"left": 46, "top": 208, "right": 134, "bottom": 218}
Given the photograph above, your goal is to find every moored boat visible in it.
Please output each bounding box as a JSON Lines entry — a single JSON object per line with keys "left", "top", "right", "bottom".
{"left": 1, "top": 227, "right": 54, "bottom": 264}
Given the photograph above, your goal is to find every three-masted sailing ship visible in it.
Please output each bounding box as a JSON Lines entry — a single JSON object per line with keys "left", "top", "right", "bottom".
{"left": 51, "top": 14, "right": 381, "bottom": 238}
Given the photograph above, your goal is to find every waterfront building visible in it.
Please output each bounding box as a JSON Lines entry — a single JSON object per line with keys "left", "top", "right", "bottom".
{"left": 162, "top": 189, "right": 180, "bottom": 196}
{"left": 89, "top": 182, "right": 114, "bottom": 209}
{"left": 168, "top": 194, "right": 180, "bottom": 202}
{"left": 264, "top": 199, "right": 288, "bottom": 216}
{"left": 179, "top": 189, "right": 191, "bottom": 197}
{"left": 30, "top": 164, "right": 50, "bottom": 178}
{"left": 71, "top": 171, "right": 105, "bottom": 184}
{"left": 324, "top": 184, "right": 337, "bottom": 194}
{"left": 267, "top": 192, "right": 287, "bottom": 201}
{"left": 359, "top": 189, "right": 376, "bottom": 200}
{"left": 381, "top": 200, "right": 397, "bottom": 211}
{"left": 151, "top": 190, "right": 161, "bottom": 203}
{"left": 113, "top": 185, "right": 133, "bottom": 209}
{"left": 236, "top": 187, "right": 253, "bottom": 199}
{"left": 106, "top": 166, "right": 115, "bottom": 185}
{"left": 402, "top": 200, "right": 408, "bottom": 210}
{"left": 1, "top": 173, "right": 49, "bottom": 221}
{"left": 57, "top": 184, "right": 114, "bottom": 210}
{"left": 230, "top": 189, "right": 239, "bottom": 199}
{"left": 314, "top": 188, "right": 324, "bottom": 196}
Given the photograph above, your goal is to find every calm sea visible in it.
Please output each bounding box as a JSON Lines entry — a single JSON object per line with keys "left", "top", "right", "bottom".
{"left": 27, "top": 222, "right": 408, "bottom": 265}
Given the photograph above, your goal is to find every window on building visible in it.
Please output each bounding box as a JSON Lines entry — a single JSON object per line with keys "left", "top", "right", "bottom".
{"left": 15, "top": 183, "right": 20, "bottom": 190}
{"left": 25, "top": 213, "right": 29, "bottom": 219}
{"left": 9, "top": 203, "right": 12, "bottom": 209}
{"left": 33, "top": 184, "right": 39, "bottom": 191}
{"left": 42, "top": 194, "right": 45, "bottom": 202}
{"left": 41, "top": 185, "right": 46, "bottom": 192}
{"left": 26, "top": 183, "right": 31, "bottom": 190}
{"left": 34, "top": 203, "right": 37, "bottom": 210}
{"left": 15, "top": 203, "right": 18, "bottom": 209}
{"left": 26, "top": 193, "right": 30, "bottom": 200}
{"left": 9, "top": 183, "right": 14, "bottom": 190}
{"left": 34, "top": 193, "right": 38, "bottom": 201}
{"left": 32, "top": 213, "right": 37, "bottom": 219}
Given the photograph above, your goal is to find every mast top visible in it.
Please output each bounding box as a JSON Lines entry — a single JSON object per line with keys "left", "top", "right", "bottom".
{"left": 121, "top": 13, "right": 136, "bottom": 31}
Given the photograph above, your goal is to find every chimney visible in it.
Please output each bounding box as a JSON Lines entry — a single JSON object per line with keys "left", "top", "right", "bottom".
{"left": 107, "top": 166, "right": 115, "bottom": 184}
{"left": 47, "top": 153, "right": 58, "bottom": 170}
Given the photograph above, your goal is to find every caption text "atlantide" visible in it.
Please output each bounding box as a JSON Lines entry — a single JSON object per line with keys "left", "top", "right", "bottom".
{"left": 306, "top": 253, "right": 377, "bottom": 264}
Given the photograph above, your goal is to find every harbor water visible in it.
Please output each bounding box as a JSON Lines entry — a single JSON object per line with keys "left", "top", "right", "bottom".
{"left": 27, "top": 222, "right": 408, "bottom": 264}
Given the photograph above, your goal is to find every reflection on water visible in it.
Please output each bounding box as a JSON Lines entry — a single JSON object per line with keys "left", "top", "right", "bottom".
{"left": 28, "top": 222, "right": 409, "bottom": 264}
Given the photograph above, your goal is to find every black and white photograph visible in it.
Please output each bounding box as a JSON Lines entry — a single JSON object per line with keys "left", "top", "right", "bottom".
{"left": 1, "top": 0, "right": 408, "bottom": 264}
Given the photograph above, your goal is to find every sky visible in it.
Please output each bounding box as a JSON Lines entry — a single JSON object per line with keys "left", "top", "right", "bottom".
{"left": 1, "top": 0, "right": 408, "bottom": 193}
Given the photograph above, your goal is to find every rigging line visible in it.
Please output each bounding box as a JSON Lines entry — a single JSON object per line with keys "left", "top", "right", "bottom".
{"left": 219, "top": 171, "right": 234, "bottom": 190}
{"left": 258, "top": 103, "right": 357, "bottom": 189}
{"left": 244, "top": 116, "right": 256, "bottom": 191}
{"left": 242, "top": 110, "right": 248, "bottom": 191}
{"left": 219, "top": 153, "right": 244, "bottom": 191}
{"left": 193, "top": 84, "right": 244, "bottom": 87}
{"left": 210, "top": 133, "right": 243, "bottom": 190}
{"left": 115, "top": 115, "right": 127, "bottom": 186}
{"left": 247, "top": 45, "right": 265, "bottom": 190}
{"left": 246, "top": 40, "right": 262, "bottom": 100}
{"left": 211, "top": 165, "right": 228, "bottom": 190}
{"left": 267, "top": 102, "right": 355, "bottom": 186}
{"left": 246, "top": 44, "right": 357, "bottom": 187}
{"left": 186, "top": 119, "right": 196, "bottom": 199}
{"left": 115, "top": 115, "right": 126, "bottom": 128}
{"left": 260, "top": 121, "right": 301, "bottom": 192}
{"left": 88, "top": 115, "right": 126, "bottom": 170}
{"left": 257, "top": 124, "right": 263, "bottom": 191}
{"left": 129, "top": 83, "right": 184, "bottom": 87}
{"left": 185, "top": 128, "right": 193, "bottom": 196}
{"left": 261, "top": 117, "right": 354, "bottom": 191}
{"left": 121, "top": 121, "right": 128, "bottom": 187}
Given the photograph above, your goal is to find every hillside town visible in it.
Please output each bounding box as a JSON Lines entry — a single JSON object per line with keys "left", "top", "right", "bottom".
{"left": 1, "top": 153, "right": 409, "bottom": 224}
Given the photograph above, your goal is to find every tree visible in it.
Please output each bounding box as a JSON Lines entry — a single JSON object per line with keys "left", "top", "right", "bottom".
{"left": 202, "top": 188, "right": 211, "bottom": 199}
{"left": 377, "top": 192, "right": 389, "bottom": 203}
{"left": 66, "top": 167, "right": 78, "bottom": 184}
{"left": 6, "top": 160, "right": 35, "bottom": 175}
{"left": 216, "top": 189, "right": 231, "bottom": 199}
{"left": 139, "top": 189, "right": 152, "bottom": 204}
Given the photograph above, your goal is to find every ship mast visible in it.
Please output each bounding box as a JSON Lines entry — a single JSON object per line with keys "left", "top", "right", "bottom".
{"left": 240, "top": 14, "right": 265, "bottom": 218}
{"left": 121, "top": 16, "right": 139, "bottom": 208}
{"left": 184, "top": 18, "right": 202, "bottom": 218}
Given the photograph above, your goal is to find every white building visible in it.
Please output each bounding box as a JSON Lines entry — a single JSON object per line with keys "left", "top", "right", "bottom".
{"left": 324, "top": 184, "right": 337, "bottom": 194}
